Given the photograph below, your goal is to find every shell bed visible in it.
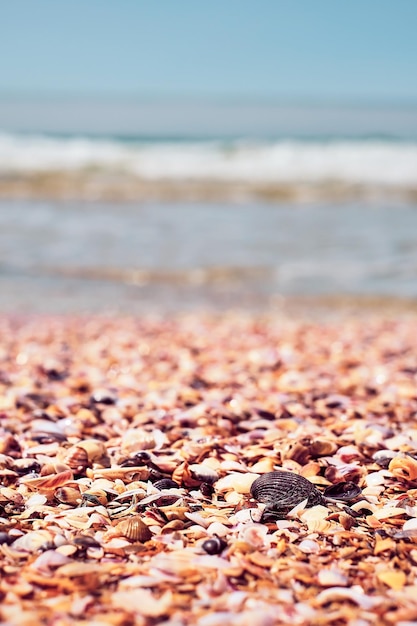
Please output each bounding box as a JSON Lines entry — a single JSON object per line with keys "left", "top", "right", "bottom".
{"left": 1, "top": 313, "right": 417, "bottom": 625}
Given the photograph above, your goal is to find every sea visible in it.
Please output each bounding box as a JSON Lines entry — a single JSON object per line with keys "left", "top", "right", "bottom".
{"left": 0, "top": 97, "right": 417, "bottom": 315}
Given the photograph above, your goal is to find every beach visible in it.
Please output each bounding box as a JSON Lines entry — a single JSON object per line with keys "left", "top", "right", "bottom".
{"left": 1, "top": 99, "right": 417, "bottom": 625}
{"left": 1, "top": 313, "right": 417, "bottom": 624}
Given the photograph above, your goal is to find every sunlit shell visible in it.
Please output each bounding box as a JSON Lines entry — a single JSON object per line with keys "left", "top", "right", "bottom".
{"left": 54, "top": 485, "right": 82, "bottom": 505}
{"left": 189, "top": 463, "right": 219, "bottom": 484}
{"left": 389, "top": 454, "right": 417, "bottom": 481}
{"left": 250, "top": 458, "right": 276, "bottom": 474}
{"left": 206, "top": 522, "right": 230, "bottom": 537}
{"left": 317, "top": 567, "right": 348, "bottom": 586}
{"left": 310, "top": 439, "right": 338, "bottom": 456}
{"left": 11, "top": 530, "right": 54, "bottom": 553}
{"left": 403, "top": 518, "right": 417, "bottom": 532}
{"left": 111, "top": 589, "right": 172, "bottom": 617}
{"left": 299, "top": 505, "right": 332, "bottom": 532}
{"left": 215, "top": 472, "right": 259, "bottom": 495}
{"left": 337, "top": 445, "right": 362, "bottom": 462}
{"left": 298, "top": 539, "right": 320, "bottom": 554}
{"left": 30, "top": 549, "right": 72, "bottom": 574}
{"left": 121, "top": 428, "right": 166, "bottom": 454}
{"left": 20, "top": 469, "right": 73, "bottom": 491}
{"left": 77, "top": 439, "right": 109, "bottom": 463}
{"left": 64, "top": 446, "right": 89, "bottom": 473}
{"left": 377, "top": 570, "right": 406, "bottom": 590}
{"left": 116, "top": 516, "right": 152, "bottom": 542}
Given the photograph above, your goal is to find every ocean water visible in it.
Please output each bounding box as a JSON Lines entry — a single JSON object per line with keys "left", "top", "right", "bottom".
{"left": 0, "top": 98, "right": 416, "bottom": 314}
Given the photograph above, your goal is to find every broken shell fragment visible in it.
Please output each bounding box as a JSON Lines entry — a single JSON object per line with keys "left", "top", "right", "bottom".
{"left": 389, "top": 454, "right": 417, "bottom": 481}
{"left": 188, "top": 463, "right": 219, "bottom": 484}
{"left": 323, "top": 481, "right": 362, "bottom": 502}
{"left": 216, "top": 472, "right": 259, "bottom": 495}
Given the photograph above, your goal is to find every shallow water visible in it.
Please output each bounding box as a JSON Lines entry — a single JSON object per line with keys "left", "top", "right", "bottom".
{"left": 1, "top": 199, "right": 417, "bottom": 314}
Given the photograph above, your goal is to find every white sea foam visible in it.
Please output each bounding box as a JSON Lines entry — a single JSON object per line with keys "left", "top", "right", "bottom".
{"left": 0, "top": 132, "right": 416, "bottom": 187}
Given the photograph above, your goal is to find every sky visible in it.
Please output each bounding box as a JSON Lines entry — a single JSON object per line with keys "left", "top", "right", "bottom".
{"left": 0, "top": 1, "right": 417, "bottom": 102}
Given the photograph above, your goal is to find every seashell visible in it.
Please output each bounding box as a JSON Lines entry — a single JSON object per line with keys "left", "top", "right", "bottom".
{"left": 111, "top": 589, "right": 172, "bottom": 618}
{"left": 54, "top": 486, "right": 82, "bottom": 505}
{"left": 40, "top": 461, "right": 71, "bottom": 476}
{"left": 250, "top": 457, "right": 276, "bottom": 474}
{"left": 172, "top": 461, "right": 203, "bottom": 488}
{"left": 316, "top": 586, "right": 380, "bottom": 610}
{"left": 389, "top": 454, "right": 417, "bottom": 481}
{"left": 324, "top": 463, "right": 363, "bottom": 484}
{"left": 373, "top": 506, "right": 406, "bottom": 520}
{"left": 153, "top": 478, "right": 179, "bottom": 490}
{"left": 310, "top": 439, "right": 338, "bottom": 457}
{"left": 116, "top": 516, "right": 152, "bottom": 542}
{"left": 206, "top": 522, "right": 230, "bottom": 537}
{"left": 298, "top": 539, "right": 320, "bottom": 554}
{"left": 240, "top": 523, "right": 270, "bottom": 549}
{"left": 323, "top": 481, "right": 362, "bottom": 502}
{"left": 200, "top": 482, "right": 215, "bottom": 498}
{"left": 372, "top": 449, "right": 397, "bottom": 468}
{"left": 189, "top": 464, "right": 219, "bottom": 484}
{"left": 250, "top": 471, "right": 324, "bottom": 519}
{"left": 317, "top": 567, "right": 348, "bottom": 587}
{"left": 364, "top": 470, "right": 391, "bottom": 487}
{"left": 26, "top": 493, "right": 48, "bottom": 507}
{"left": 202, "top": 536, "right": 227, "bottom": 555}
{"left": 299, "top": 505, "right": 332, "bottom": 532}
{"left": 11, "top": 530, "right": 54, "bottom": 553}
{"left": 77, "top": 439, "right": 108, "bottom": 462}
{"left": 121, "top": 428, "right": 166, "bottom": 454}
{"left": 285, "top": 441, "right": 311, "bottom": 465}
{"left": 402, "top": 518, "right": 417, "bottom": 532}
{"left": 337, "top": 445, "right": 362, "bottom": 462}
{"left": 216, "top": 472, "right": 259, "bottom": 495}
{"left": 81, "top": 489, "right": 108, "bottom": 506}
{"left": 377, "top": 570, "right": 406, "bottom": 590}
{"left": 64, "top": 446, "right": 89, "bottom": 473}
{"left": 151, "top": 550, "right": 198, "bottom": 576}
{"left": 30, "top": 549, "right": 72, "bottom": 574}
{"left": 13, "top": 458, "right": 42, "bottom": 476}
{"left": 300, "top": 462, "right": 321, "bottom": 478}
{"left": 20, "top": 469, "right": 73, "bottom": 492}
{"left": 0, "top": 532, "right": 13, "bottom": 545}
{"left": 224, "top": 491, "right": 242, "bottom": 505}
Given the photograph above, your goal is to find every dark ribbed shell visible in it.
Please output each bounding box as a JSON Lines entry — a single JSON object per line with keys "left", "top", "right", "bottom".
{"left": 250, "top": 470, "right": 324, "bottom": 519}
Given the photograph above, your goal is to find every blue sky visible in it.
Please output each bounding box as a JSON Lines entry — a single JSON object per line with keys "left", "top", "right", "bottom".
{"left": 1, "top": 1, "right": 417, "bottom": 101}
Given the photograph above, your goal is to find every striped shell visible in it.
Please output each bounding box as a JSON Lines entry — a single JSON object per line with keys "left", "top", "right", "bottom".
{"left": 116, "top": 516, "right": 152, "bottom": 542}
{"left": 250, "top": 470, "right": 324, "bottom": 518}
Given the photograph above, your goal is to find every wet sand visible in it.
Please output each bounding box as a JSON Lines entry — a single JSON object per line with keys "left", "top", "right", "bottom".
{"left": 1, "top": 171, "right": 416, "bottom": 204}
{"left": 1, "top": 312, "right": 417, "bottom": 624}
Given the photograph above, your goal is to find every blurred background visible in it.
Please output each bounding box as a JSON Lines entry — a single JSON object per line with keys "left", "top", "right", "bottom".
{"left": 0, "top": 0, "right": 417, "bottom": 315}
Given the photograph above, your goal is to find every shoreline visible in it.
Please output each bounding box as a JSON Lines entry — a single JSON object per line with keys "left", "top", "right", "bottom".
{"left": 1, "top": 173, "right": 416, "bottom": 204}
